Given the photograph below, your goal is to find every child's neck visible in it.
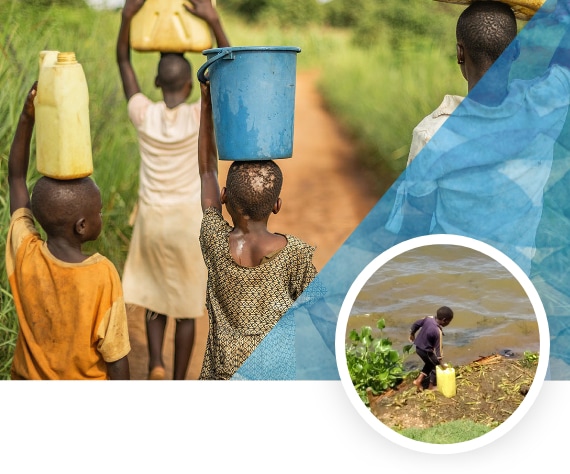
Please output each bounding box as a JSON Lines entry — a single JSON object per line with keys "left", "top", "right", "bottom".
{"left": 46, "top": 236, "right": 89, "bottom": 263}
{"left": 163, "top": 91, "right": 188, "bottom": 109}
{"left": 467, "top": 65, "right": 510, "bottom": 106}
{"left": 229, "top": 219, "right": 287, "bottom": 267}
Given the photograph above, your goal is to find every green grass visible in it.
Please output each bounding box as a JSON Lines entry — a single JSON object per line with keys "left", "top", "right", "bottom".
{"left": 398, "top": 419, "right": 493, "bottom": 444}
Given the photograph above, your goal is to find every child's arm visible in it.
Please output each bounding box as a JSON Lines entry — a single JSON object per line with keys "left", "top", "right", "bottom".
{"left": 8, "top": 82, "right": 37, "bottom": 216}
{"left": 184, "top": 0, "right": 231, "bottom": 48}
{"left": 434, "top": 332, "right": 443, "bottom": 364}
{"left": 198, "top": 82, "right": 222, "bottom": 211}
{"left": 409, "top": 317, "right": 426, "bottom": 342}
{"left": 106, "top": 355, "right": 130, "bottom": 380}
{"left": 116, "top": 0, "right": 144, "bottom": 101}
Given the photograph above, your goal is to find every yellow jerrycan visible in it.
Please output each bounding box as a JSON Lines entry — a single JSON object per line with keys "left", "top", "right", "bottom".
{"left": 436, "top": 364, "right": 456, "bottom": 398}
{"left": 35, "top": 50, "right": 93, "bottom": 180}
{"left": 432, "top": 0, "right": 545, "bottom": 21}
{"left": 130, "top": 0, "right": 214, "bottom": 53}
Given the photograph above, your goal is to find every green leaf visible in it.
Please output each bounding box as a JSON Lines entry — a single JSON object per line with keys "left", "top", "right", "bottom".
{"left": 379, "top": 338, "right": 392, "bottom": 351}
{"left": 388, "top": 350, "right": 400, "bottom": 362}
{"left": 376, "top": 318, "right": 386, "bottom": 330}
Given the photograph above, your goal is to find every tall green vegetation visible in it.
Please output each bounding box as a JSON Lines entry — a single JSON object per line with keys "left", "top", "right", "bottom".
{"left": 222, "top": 0, "right": 324, "bottom": 26}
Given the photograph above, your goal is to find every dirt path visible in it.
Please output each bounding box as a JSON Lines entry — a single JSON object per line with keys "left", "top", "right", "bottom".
{"left": 126, "top": 70, "right": 381, "bottom": 380}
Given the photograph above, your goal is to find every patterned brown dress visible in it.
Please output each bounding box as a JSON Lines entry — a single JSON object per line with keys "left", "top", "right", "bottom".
{"left": 199, "top": 208, "right": 317, "bottom": 380}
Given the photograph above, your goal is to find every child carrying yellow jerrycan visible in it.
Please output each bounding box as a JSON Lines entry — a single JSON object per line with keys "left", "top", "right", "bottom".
{"left": 436, "top": 364, "right": 457, "bottom": 398}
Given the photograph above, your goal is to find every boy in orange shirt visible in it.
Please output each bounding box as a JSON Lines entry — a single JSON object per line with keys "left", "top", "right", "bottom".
{"left": 6, "top": 83, "right": 131, "bottom": 380}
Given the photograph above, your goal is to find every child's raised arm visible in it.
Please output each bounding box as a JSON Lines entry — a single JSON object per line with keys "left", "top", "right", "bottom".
{"left": 184, "top": 0, "right": 231, "bottom": 48}
{"left": 198, "top": 81, "right": 222, "bottom": 212}
{"left": 116, "top": 0, "right": 144, "bottom": 101}
{"left": 8, "top": 82, "right": 37, "bottom": 215}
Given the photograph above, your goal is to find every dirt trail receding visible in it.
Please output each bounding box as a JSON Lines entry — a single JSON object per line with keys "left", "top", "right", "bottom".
{"left": 126, "top": 70, "right": 381, "bottom": 380}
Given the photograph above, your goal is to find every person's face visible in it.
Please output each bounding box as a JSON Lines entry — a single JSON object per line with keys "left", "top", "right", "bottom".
{"left": 440, "top": 319, "right": 452, "bottom": 327}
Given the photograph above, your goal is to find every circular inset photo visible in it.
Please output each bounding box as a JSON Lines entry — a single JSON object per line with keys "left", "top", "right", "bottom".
{"left": 335, "top": 235, "right": 549, "bottom": 454}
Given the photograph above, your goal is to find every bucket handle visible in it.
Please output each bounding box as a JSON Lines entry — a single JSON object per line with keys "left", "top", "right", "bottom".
{"left": 197, "top": 49, "right": 234, "bottom": 84}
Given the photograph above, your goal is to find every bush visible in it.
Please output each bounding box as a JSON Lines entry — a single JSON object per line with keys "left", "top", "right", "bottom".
{"left": 346, "top": 318, "right": 413, "bottom": 405}
{"left": 321, "top": 0, "right": 370, "bottom": 28}
{"left": 222, "top": 0, "right": 323, "bottom": 27}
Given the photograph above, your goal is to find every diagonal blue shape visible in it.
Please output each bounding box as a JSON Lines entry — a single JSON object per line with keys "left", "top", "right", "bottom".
{"left": 234, "top": 0, "right": 570, "bottom": 380}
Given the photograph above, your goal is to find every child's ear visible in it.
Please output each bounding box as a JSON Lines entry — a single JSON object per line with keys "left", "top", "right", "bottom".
{"left": 272, "top": 197, "right": 282, "bottom": 215}
{"left": 456, "top": 43, "right": 465, "bottom": 65}
{"left": 154, "top": 75, "right": 160, "bottom": 89}
{"left": 220, "top": 187, "right": 227, "bottom": 204}
{"left": 75, "top": 217, "right": 86, "bottom": 235}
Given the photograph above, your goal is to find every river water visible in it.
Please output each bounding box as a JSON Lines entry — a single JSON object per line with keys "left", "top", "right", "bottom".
{"left": 344, "top": 243, "right": 540, "bottom": 368}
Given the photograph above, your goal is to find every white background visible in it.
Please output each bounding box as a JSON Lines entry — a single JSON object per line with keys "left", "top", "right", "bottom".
{"left": 0, "top": 380, "right": 565, "bottom": 471}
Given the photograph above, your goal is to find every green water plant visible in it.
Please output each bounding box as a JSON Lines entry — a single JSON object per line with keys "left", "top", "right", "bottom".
{"left": 521, "top": 350, "right": 539, "bottom": 368}
{"left": 346, "top": 318, "right": 413, "bottom": 405}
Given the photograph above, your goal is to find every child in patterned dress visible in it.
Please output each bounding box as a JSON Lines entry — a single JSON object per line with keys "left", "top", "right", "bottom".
{"left": 197, "top": 82, "right": 318, "bottom": 380}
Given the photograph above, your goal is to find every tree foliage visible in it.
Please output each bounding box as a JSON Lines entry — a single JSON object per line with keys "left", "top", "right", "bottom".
{"left": 222, "top": 0, "right": 456, "bottom": 47}
{"left": 36, "top": 0, "right": 88, "bottom": 6}
{"left": 222, "top": 0, "right": 323, "bottom": 27}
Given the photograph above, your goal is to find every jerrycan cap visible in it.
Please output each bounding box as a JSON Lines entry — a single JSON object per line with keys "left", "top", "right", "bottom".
{"left": 56, "top": 52, "right": 77, "bottom": 64}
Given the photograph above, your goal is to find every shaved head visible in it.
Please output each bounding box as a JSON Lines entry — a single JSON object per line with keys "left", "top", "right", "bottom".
{"left": 157, "top": 53, "right": 192, "bottom": 92}
{"left": 31, "top": 177, "right": 101, "bottom": 236}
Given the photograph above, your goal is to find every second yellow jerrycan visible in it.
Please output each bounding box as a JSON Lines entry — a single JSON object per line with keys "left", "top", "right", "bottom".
{"left": 436, "top": 364, "right": 456, "bottom": 398}
{"left": 130, "top": 0, "right": 214, "bottom": 53}
{"left": 35, "top": 50, "right": 93, "bottom": 180}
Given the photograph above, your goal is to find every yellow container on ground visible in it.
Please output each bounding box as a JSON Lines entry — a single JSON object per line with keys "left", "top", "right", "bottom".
{"left": 130, "top": 0, "right": 214, "bottom": 53}
{"left": 35, "top": 51, "right": 93, "bottom": 180}
{"left": 436, "top": 365, "right": 456, "bottom": 398}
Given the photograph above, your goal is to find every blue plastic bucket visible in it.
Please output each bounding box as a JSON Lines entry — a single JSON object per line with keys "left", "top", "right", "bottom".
{"left": 197, "top": 46, "right": 301, "bottom": 161}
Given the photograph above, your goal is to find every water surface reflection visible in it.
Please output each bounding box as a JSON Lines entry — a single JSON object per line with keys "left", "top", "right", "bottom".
{"left": 346, "top": 244, "right": 540, "bottom": 368}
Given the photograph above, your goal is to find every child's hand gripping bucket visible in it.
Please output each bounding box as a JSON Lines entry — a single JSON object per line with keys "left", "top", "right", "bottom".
{"left": 197, "top": 46, "right": 301, "bottom": 161}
